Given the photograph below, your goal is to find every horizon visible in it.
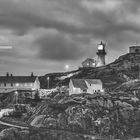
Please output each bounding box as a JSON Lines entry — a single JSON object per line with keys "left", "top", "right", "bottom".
{"left": 0, "top": 0, "right": 139, "bottom": 75}
{"left": 0, "top": 47, "right": 132, "bottom": 77}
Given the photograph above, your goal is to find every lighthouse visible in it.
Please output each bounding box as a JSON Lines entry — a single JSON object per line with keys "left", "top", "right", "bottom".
{"left": 96, "top": 41, "right": 106, "bottom": 67}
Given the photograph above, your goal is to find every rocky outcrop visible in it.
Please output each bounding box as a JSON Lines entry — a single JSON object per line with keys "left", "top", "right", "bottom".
{"left": 26, "top": 92, "right": 140, "bottom": 139}
{"left": 0, "top": 91, "right": 140, "bottom": 139}
{"left": 0, "top": 127, "right": 19, "bottom": 140}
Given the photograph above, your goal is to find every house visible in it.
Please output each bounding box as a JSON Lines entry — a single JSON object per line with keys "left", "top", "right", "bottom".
{"left": 129, "top": 46, "right": 140, "bottom": 53}
{"left": 0, "top": 73, "right": 40, "bottom": 93}
{"left": 82, "top": 58, "right": 96, "bottom": 68}
{"left": 69, "top": 79, "right": 103, "bottom": 95}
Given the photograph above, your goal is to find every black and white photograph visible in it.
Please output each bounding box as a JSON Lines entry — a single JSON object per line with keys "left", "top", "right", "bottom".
{"left": 0, "top": 0, "right": 140, "bottom": 139}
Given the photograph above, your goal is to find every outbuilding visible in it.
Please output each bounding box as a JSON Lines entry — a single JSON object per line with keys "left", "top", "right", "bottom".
{"left": 69, "top": 79, "right": 103, "bottom": 95}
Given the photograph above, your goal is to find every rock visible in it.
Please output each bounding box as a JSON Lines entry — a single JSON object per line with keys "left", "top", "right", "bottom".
{"left": 18, "top": 130, "right": 29, "bottom": 140}
{"left": 43, "top": 117, "right": 57, "bottom": 128}
{"left": 0, "top": 127, "right": 18, "bottom": 140}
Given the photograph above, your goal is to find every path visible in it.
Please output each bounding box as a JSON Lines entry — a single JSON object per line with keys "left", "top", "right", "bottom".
{"left": 0, "top": 120, "right": 29, "bottom": 129}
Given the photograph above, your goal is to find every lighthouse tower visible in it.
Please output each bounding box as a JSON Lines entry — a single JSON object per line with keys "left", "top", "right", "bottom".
{"left": 96, "top": 41, "right": 106, "bottom": 67}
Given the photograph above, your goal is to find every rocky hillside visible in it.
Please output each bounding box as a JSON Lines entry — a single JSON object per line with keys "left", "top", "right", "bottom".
{"left": 0, "top": 54, "right": 140, "bottom": 140}
{"left": 39, "top": 53, "right": 140, "bottom": 90}
{"left": 12, "top": 91, "right": 140, "bottom": 140}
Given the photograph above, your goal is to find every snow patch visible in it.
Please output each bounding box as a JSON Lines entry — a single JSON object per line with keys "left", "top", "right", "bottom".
{"left": 0, "top": 109, "right": 14, "bottom": 118}
{"left": 39, "top": 89, "right": 58, "bottom": 98}
{"left": 131, "top": 97, "right": 139, "bottom": 102}
{"left": 57, "top": 71, "right": 80, "bottom": 80}
{"left": 122, "top": 79, "right": 140, "bottom": 86}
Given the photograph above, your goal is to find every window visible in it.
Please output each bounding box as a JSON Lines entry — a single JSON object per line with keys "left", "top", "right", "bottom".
{"left": 135, "top": 49, "right": 139, "bottom": 53}
{"left": 16, "top": 83, "right": 19, "bottom": 87}
{"left": 4, "top": 83, "right": 6, "bottom": 87}
{"left": 83, "top": 89, "right": 87, "bottom": 92}
{"left": 11, "top": 83, "right": 13, "bottom": 87}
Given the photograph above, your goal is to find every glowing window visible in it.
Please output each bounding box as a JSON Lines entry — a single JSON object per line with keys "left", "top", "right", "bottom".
{"left": 16, "top": 83, "right": 19, "bottom": 86}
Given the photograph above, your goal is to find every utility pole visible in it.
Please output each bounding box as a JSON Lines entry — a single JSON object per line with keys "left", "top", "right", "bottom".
{"left": 47, "top": 77, "right": 50, "bottom": 89}
{"left": 15, "top": 90, "right": 18, "bottom": 104}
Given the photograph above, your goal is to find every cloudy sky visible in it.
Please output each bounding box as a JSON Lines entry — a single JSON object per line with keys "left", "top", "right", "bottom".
{"left": 0, "top": 0, "right": 140, "bottom": 76}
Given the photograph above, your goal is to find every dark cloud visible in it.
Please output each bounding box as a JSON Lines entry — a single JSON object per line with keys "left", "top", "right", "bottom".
{"left": 1, "top": 0, "right": 140, "bottom": 75}
{"left": 0, "top": 0, "right": 85, "bottom": 35}
{"left": 0, "top": 0, "right": 140, "bottom": 38}
{"left": 35, "top": 33, "right": 89, "bottom": 61}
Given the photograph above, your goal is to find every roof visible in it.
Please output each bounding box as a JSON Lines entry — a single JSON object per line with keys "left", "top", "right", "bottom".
{"left": 71, "top": 79, "right": 88, "bottom": 90}
{"left": 85, "top": 79, "right": 102, "bottom": 85}
{"left": 0, "top": 76, "right": 37, "bottom": 83}
{"left": 129, "top": 46, "right": 140, "bottom": 48}
{"left": 82, "top": 58, "right": 95, "bottom": 63}
{"left": 71, "top": 79, "right": 102, "bottom": 89}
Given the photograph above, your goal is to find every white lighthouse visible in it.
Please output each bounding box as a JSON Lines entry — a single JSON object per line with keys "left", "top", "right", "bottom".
{"left": 96, "top": 41, "right": 106, "bottom": 67}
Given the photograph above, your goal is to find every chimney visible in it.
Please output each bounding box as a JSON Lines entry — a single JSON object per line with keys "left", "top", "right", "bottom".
{"left": 31, "top": 72, "right": 34, "bottom": 77}
{"left": 6, "top": 72, "right": 9, "bottom": 77}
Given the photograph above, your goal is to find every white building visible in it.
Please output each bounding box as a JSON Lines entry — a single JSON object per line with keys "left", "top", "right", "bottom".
{"left": 0, "top": 73, "right": 40, "bottom": 92}
{"left": 69, "top": 79, "right": 103, "bottom": 95}
{"left": 82, "top": 58, "right": 96, "bottom": 68}
{"left": 129, "top": 46, "right": 140, "bottom": 53}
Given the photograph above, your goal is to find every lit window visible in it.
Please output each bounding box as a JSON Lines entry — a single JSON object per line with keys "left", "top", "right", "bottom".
{"left": 16, "top": 83, "right": 19, "bottom": 87}
{"left": 100, "top": 89, "right": 104, "bottom": 92}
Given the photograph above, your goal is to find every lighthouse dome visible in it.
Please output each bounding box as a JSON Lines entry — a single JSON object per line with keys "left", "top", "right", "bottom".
{"left": 97, "top": 41, "right": 105, "bottom": 50}
{"left": 98, "top": 44, "right": 104, "bottom": 50}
